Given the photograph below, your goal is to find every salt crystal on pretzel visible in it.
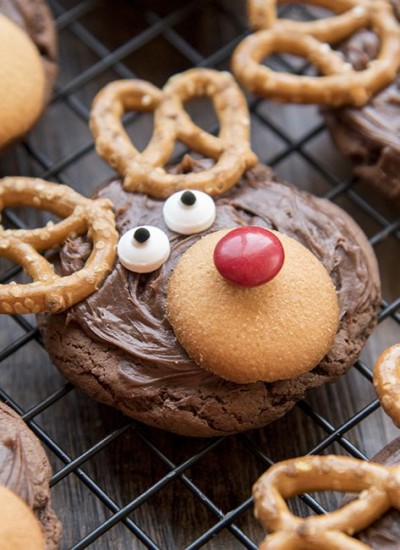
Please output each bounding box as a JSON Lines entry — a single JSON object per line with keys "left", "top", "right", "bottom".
{"left": 0, "top": 178, "right": 118, "bottom": 314}
{"left": 90, "top": 68, "right": 258, "bottom": 199}
{"left": 232, "top": 0, "right": 400, "bottom": 107}
{"left": 253, "top": 343, "right": 400, "bottom": 549}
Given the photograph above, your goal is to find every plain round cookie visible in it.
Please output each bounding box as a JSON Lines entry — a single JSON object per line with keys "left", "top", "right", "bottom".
{"left": 168, "top": 229, "right": 339, "bottom": 384}
{"left": 0, "top": 13, "right": 45, "bottom": 149}
{"left": 0, "top": 0, "right": 57, "bottom": 104}
{"left": 0, "top": 487, "right": 44, "bottom": 550}
{"left": 39, "top": 162, "right": 381, "bottom": 437}
{"left": 0, "top": 402, "right": 61, "bottom": 548}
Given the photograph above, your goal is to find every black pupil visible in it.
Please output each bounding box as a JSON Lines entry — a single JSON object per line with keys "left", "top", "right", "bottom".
{"left": 180, "top": 190, "right": 196, "bottom": 206}
{"left": 134, "top": 227, "right": 151, "bottom": 243}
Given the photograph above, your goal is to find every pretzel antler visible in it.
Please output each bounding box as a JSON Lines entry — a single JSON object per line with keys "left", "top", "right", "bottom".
{"left": 253, "top": 344, "right": 400, "bottom": 549}
{"left": 232, "top": 0, "right": 400, "bottom": 106}
{"left": 0, "top": 178, "right": 118, "bottom": 314}
{"left": 254, "top": 455, "right": 396, "bottom": 550}
{"left": 90, "top": 68, "right": 258, "bottom": 199}
{"left": 374, "top": 343, "right": 400, "bottom": 428}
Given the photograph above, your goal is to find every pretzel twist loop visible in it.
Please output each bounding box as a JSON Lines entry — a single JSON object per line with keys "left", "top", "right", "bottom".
{"left": 232, "top": 0, "right": 400, "bottom": 106}
{"left": 90, "top": 68, "right": 258, "bottom": 199}
{"left": 254, "top": 344, "right": 400, "bottom": 549}
{"left": 0, "top": 178, "right": 118, "bottom": 314}
{"left": 253, "top": 455, "right": 400, "bottom": 550}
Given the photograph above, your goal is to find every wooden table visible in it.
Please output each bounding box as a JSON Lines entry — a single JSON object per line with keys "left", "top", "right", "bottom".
{"left": 0, "top": 1, "right": 399, "bottom": 548}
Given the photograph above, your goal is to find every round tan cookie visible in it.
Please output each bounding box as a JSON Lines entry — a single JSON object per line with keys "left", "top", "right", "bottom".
{"left": 0, "top": 13, "right": 45, "bottom": 149}
{"left": 167, "top": 229, "right": 340, "bottom": 384}
{"left": 0, "top": 486, "right": 44, "bottom": 549}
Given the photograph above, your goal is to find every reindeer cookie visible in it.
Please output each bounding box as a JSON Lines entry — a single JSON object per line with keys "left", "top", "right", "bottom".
{"left": 253, "top": 344, "right": 400, "bottom": 550}
{"left": 233, "top": 0, "right": 400, "bottom": 201}
{"left": 38, "top": 68, "right": 380, "bottom": 436}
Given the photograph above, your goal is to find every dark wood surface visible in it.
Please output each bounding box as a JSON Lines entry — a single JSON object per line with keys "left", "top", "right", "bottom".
{"left": 0, "top": 0, "right": 399, "bottom": 548}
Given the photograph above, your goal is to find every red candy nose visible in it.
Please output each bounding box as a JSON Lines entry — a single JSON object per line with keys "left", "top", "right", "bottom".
{"left": 213, "top": 227, "right": 285, "bottom": 287}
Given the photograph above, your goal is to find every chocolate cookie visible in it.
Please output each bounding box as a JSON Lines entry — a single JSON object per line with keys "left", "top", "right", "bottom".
{"left": 39, "top": 160, "right": 381, "bottom": 437}
{"left": 0, "top": 0, "right": 57, "bottom": 102}
{"left": 324, "top": 20, "right": 400, "bottom": 202}
{"left": 0, "top": 402, "right": 61, "bottom": 548}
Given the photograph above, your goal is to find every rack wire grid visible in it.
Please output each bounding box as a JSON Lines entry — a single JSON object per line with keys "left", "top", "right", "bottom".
{"left": 1, "top": 0, "right": 400, "bottom": 548}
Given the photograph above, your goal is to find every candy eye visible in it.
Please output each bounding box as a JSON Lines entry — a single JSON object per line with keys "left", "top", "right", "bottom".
{"left": 117, "top": 225, "right": 170, "bottom": 273}
{"left": 163, "top": 190, "right": 216, "bottom": 235}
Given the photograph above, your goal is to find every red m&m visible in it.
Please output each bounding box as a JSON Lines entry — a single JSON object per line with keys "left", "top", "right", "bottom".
{"left": 213, "top": 227, "right": 285, "bottom": 287}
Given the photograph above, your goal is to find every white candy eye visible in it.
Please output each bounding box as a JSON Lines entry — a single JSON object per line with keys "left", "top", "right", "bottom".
{"left": 117, "top": 225, "right": 170, "bottom": 273}
{"left": 163, "top": 190, "right": 216, "bottom": 235}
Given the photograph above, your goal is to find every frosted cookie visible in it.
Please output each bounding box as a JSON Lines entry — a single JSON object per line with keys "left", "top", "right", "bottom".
{"left": 39, "top": 161, "right": 380, "bottom": 436}
{"left": 38, "top": 69, "right": 380, "bottom": 436}
{"left": 0, "top": 402, "right": 61, "bottom": 548}
{"left": 232, "top": 0, "right": 400, "bottom": 201}
{"left": 0, "top": 0, "right": 57, "bottom": 149}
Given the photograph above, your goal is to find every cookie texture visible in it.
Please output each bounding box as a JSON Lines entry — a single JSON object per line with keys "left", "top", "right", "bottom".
{"left": 324, "top": 25, "right": 400, "bottom": 201}
{"left": 40, "top": 161, "right": 381, "bottom": 437}
{"left": 0, "top": 402, "right": 61, "bottom": 549}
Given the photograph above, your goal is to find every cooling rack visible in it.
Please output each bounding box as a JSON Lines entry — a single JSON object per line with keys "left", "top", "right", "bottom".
{"left": 0, "top": 0, "right": 399, "bottom": 548}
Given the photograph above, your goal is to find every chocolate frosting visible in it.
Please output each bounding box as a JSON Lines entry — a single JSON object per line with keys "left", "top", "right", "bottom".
{"left": 324, "top": 12, "right": 400, "bottom": 200}
{"left": 53, "top": 160, "right": 380, "bottom": 433}
{"left": 335, "top": 30, "right": 400, "bottom": 151}
{"left": 0, "top": 408, "right": 34, "bottom": 507}
{"left": 0, "top": 402, "right": 61, "bottom": 548}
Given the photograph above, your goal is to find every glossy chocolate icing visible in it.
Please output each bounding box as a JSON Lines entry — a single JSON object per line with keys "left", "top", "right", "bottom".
{"left": 325, "top": 22, "right": 400, "bottom": 199}
{"left": 336, "top": 30, "right": 400, "bottom": 151}
{"left": 0, "top": 402, "right": 61, "bottom": 548}
{"left": 0, "top": 432, "right": 33, "bottom": 507}
{"left": 58, "top": 161, "right": 379, "bottom": 404}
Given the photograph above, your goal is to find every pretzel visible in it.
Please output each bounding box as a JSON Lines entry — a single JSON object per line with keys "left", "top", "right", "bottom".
{"left": 90, "top": 68, "right": 258, "bottom": 199}
{"left": 253, "top": 455, "right": 399, "bottom": 550}
{"left": 0, "top": 177, "right": 118, "bottom": 314}
{"left": 253, "top": 343, "right": 400, "bottom": 549}
{"left": 373, "top": 343, "right": 400, "bottom": 428}
{"left": 232, "top": 0, "right": 400, "bottom": 106}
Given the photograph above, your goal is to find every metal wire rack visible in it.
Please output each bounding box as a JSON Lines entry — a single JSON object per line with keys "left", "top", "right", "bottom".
{"left": 0, "top": 0, "right": 399, "bottom": 548}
